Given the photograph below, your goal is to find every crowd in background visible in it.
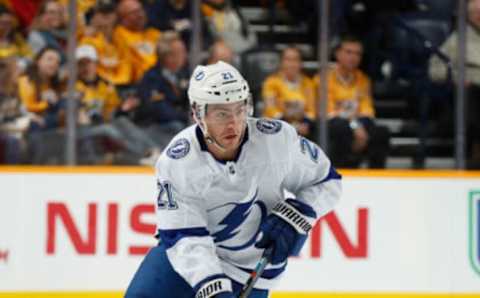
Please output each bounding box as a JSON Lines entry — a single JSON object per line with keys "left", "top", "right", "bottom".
{"left": 0, "top": 0, "right": 478, "bottom": 169}
{"left": 0, "top": 0, "right": 256, "bottom": 165}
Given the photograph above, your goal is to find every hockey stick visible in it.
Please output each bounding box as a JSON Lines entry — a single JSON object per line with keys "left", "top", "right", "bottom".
{"left": 238, "top": 247, "right": 273, "bottom": 298}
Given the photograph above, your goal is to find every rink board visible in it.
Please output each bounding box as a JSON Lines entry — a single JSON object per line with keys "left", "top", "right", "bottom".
{"left": 1, "top": 167, "right": 480, "bottom": 297}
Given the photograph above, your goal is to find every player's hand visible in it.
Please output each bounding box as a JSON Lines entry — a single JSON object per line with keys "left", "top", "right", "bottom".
{"left": 255, "top": 199, "right": 314, "bottom": 264}
{"left": 213, "top": 291, "right": 235, "bottom": 298}
{"left": 255, "top": 213, "right": 302, "bottom": 264}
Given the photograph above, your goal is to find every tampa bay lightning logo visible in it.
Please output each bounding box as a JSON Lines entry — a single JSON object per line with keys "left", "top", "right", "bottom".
{"left": 256, "top": 118, "right": 282, "bottom": 134}
{"left": 166, "top": 138, "right": 190, "bottom": 159}
{"left": 209, "top": 189, "right": 267, "bottom": 251}
{"left": 194, "top": 71, "right": 205, "bottom": 81}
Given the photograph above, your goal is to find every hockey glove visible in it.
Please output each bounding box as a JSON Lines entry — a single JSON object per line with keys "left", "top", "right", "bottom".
{"left": 195, "top": 276, "right": 233, "bottom": 298}
{"left": 255, "top": 198, "right": 316, "bottom": 264}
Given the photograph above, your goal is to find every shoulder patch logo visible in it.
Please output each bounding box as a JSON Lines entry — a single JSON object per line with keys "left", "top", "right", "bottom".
{"left": 256, "top": 118, "right": 282, "bottom": 134}
{"left": 167, "top": 138, "right": 190, "bottom": 159}
{"left": 194, "top": 71, "right": 205, "bottom": 81}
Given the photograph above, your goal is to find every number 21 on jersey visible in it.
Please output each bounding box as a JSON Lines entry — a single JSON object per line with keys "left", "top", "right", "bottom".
{"left": 157, "top": 180, "right": 178, "bottom": 210}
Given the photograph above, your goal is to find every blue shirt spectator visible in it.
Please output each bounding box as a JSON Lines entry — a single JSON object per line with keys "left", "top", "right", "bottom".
{"left": 136, "top": 31, "right": 189, "bottom": 129}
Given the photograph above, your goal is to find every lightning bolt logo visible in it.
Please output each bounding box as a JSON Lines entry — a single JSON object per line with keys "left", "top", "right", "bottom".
{"left": 210, "top": 188, "right": 266, "bottom": 251}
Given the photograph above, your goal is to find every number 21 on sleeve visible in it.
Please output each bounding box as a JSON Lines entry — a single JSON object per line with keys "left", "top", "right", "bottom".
{"left": 156, "top": 180, "right": 178, "bottom": 210}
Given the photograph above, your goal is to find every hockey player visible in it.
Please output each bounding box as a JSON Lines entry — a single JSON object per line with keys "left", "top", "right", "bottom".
{"left": 125, "top": 61, "right": 342, "bottom": 298}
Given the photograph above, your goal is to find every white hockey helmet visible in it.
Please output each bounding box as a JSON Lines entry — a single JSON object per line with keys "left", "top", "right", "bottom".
{"left": 188, "top": 61, "right": 252, "bottom": 120}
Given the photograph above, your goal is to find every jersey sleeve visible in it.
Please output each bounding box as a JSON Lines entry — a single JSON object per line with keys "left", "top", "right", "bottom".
{"left": 281, "top": 124, "right": 342, "bottom": 221}
{"left": 154, "top": 157, "right": 232, "bottom": 295}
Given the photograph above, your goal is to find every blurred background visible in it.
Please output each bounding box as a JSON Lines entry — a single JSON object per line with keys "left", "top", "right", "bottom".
{"left": 0, "top": 0, "right": 479, "bottom": 170}
{"left": 1, "top": 2, "right": 480, "bottom": 298}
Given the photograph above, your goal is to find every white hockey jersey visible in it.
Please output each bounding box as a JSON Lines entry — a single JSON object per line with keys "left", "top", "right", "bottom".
{"left": 154, "top": 117, "right": 342, "bottom": 293}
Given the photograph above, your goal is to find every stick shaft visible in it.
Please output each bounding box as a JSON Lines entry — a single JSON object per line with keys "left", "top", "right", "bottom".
{"left": 238, "top": 248, "right": 273, "bottom": 298}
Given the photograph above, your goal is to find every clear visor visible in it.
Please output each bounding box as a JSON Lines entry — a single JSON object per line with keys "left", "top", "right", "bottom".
{"left": 205, "top": 101, "right": 249, "bottom": 125}
{"left": 192, "top": 94, "right": 253, "bottom": 123}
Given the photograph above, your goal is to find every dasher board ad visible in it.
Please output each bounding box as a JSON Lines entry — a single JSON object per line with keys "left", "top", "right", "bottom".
{"left": 0, "top": 168, "right": 479, "bottom": 296}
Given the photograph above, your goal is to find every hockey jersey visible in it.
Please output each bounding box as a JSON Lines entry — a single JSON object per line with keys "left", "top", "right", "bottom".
{"left": 154, "top": 117, "right": 342, "bottom": 293}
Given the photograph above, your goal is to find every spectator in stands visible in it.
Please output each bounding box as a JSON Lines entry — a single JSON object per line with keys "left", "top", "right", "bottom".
{"left": 28, "top": 0, "right": 67, "bottom": 57}
{"left": 136, "top": 31, "right": 189, "bottom": 148}
{"left": 58, "top": 0, "right": 97, "bottom": 28}
{"left": 81, "top": 2, "right": 132, "bottom": 86}
{"left": 18, "top": 46, "right": 64, "bottom": 132}
{"left": 262, "top": 47, "right": 316, "bottom": 138}
{"left": 201, "top": 0, "right": 257, "bottom": 54}
{"left": 75, "top": 45, "right": 119, "bottom": 128}
{"left": 17, "top": 46, "right": 66, "bottom": 164}
{"left": 315, "top": 35, "right": 389, "bottom": 168}
{"left": 114, "top": 0, "right": 161, "bottom": 82}
{"left": 2, "top": 0, "right": 43, "bottom": 31}
{"left": 429, "top": 0, "right": 480, "bottom": 168}
{"left": 0, "top": 4, "right": 32, "bottom": 68}
{"left": 207, "top": 39, "right": 236, "bottom": 66}
{"left": 144, "top": 0, "right": 192, "bottom": 47}
{"left": 74, "top": 45, "right": 161, "bottom": 165}
{"left": 0, "top": 57, "right": 28, "bottom": 164}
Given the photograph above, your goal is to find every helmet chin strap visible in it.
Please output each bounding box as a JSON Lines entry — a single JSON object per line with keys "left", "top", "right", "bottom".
{"left": 193, "top": 104, "right": 247, "bottom": 155}
{"left": 196, "top": 114, "right": 247, "bottom": 155}
{"left": 200, "top": 118, "right": 227, "bottom": 153}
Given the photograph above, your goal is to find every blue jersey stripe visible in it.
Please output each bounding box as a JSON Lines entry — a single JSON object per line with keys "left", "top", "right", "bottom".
{"left": 158, "top": 227, "right": 210, "bottom": 249}
{"left": 313, "top": 166, "right": 342, "bottom": 186}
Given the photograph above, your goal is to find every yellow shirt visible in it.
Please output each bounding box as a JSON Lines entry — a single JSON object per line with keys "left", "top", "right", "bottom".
{"left": 0, "top": 33, "right": 32, "bottom": 59}
{"left": 58, "top": 0, "right": 97, "bottom": 39}
{"left": 18, "top": 75, "right": 57, "bottom": 114}
{"left": 75, "top": 78, "right": 120, "bottom": 122}
{"left": 58, "top": 0, "right": 96, "bottom": 26}
{"left": 262, "top": 73, "right": 316, "bottom": 119}
{"left": 314, "top": 67, "right": 375, "bottom": 118}
{"left": 201, "top": 4, "right": 226, "bottom": 31}
{"left": 113, "top": 25, "right": 161, "bottom": 82}
{"left": 80, "top": 33, "right": 132, "bottom": 85}
{"left": 58, "top": 0, "right": 96, "bottom": 15}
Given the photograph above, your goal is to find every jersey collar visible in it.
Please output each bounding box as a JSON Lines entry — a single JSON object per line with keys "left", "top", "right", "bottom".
{"left": 195, "top": 125, "right": 249, "bottom": 164}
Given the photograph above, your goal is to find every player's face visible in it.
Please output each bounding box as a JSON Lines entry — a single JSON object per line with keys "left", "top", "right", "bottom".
{"left": 204, "top": 101, "right": 248, "bottom": 150}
